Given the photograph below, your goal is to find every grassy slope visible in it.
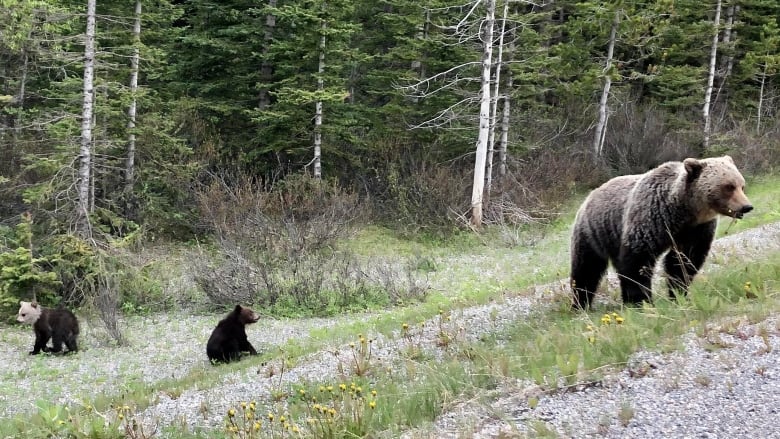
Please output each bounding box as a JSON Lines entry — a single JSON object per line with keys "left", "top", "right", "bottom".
{"left": 1, "top": 175, "right": 778, "bottom": 438}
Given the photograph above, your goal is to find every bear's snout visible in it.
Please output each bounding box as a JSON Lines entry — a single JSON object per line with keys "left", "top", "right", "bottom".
{"left": 734, "top": 204, "right": 753, "bottom": 218}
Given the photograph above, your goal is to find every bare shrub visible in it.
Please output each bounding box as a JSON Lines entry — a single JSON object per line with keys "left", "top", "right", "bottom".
{"left": 601, "top": 103, "right": 699, "bottom": 174}
{"left": 380, "top": 161, "right": 471, "bottom": 234}
{"left": 193, "top": 172, "right": 428, "bottom": 314}
{"left": 713, "top": 121, "right": 780, "bottom": 174}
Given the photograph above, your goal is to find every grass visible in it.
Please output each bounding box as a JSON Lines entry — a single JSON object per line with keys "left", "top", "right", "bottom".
{"left": 1, "top": 174, "right": 778, "bottom": 438}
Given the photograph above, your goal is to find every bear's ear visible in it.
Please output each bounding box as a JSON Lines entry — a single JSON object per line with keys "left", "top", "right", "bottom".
{"left": 722, "top": 155, "right": 734, "bottom": 164}
{"left": 684, "top": 158, "right": 706, "bottom": 182}
{"left": 31, "top": 301, "right": 39, "bottom": 308}
{"left": 234, "top": 304, "right": 243, "bottom": 313}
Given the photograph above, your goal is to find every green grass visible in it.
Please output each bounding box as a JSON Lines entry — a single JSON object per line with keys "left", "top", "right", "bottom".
{"left": 1, "top": 174, "right": 778, "bottom": 439}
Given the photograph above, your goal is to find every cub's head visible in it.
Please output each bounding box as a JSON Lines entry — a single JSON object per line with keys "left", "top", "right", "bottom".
{"left": 234, "top": 305, "right": 260, "bottom": 325}
{"left": 684, "top": 155, "right": 753, "bottom": 222}
{"left": 17, "top": 301, "right": 42, "bottom": 325}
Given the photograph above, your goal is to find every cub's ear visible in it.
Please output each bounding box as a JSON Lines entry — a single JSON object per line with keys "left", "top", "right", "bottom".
{"left": 684, "top": 158, "right": 706, "bottom": 182}
{"left": 31, "top": 301, "right": 39, "bottom": 308}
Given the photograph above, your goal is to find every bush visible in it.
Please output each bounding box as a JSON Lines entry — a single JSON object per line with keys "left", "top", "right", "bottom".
{"left": 192, "top": 173, "right": 428, "bottom": 316}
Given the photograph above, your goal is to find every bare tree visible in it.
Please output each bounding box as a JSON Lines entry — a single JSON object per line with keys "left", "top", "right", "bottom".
{"left": 258, "top": 0, "right": 277, "bottom": 111}
{"left": 126, "top": 0, "right": 141, "bottom": 197}
{"left": 471, "top": 0, "right": 496, "bottom": 228}
{"left": 313, "top": 19, "right": 326, "bottom": 179}
{"left": 703, "top": 0, "right": 722, "bottom": 150}
{"left": 77, "top": 0, "right": 97, "bottom": 238}
{"left": 593, "top": 9, "right": 620, "bottom": 158}
{"left": 485, "top": 0, "right": 509, "bottom": 201}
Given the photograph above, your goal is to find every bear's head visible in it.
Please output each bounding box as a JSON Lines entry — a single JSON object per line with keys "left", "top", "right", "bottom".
{"left": 684, "top": 155, "right": 753, "bottom": 222}
{"left": 17, "top": 301, "right": 42, "bottom": 325}
{"left": 235, "top": 305, "right": 260, "bottom": 325}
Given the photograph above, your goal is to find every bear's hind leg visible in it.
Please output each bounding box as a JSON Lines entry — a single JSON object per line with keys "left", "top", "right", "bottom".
{"left": 665, "top": 221, "right": 716, "bottom": 298}
{"left": 571, "top": 241, "right": 608, "bottom": 310}
{"left": 65, "top": 335, "right": 78, "bottom": 353}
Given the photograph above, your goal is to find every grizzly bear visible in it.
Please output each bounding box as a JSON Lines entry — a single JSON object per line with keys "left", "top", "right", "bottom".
{"left": 570, "top": 156, "right": 753, "bottom": 309}
{"left": 17, "top": 301, "right": 80, "bottom": 355}
{"left": 206, "top": 305, "right": 260, "bottom": 363}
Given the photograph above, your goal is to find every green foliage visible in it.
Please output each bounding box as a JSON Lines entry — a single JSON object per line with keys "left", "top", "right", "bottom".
{"left": 0, "top": 214, "right": 59, "bottom": 315}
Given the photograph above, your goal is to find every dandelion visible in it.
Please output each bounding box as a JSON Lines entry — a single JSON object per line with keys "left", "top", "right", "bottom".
{"left": 268, "top": 412, "right": 274, "bottom": 422}
{"left": 299, "top": 389, "right": 306, "bottom": 396}
{"left": 369, "top": 400, "right": 377, "bottom": 409}
{"left": 253, "top": 421, "right": 261, "bottom": 431}
{"left": 293, "top": 425, "right": 300, "bottom": 433}
{"left": 118, "top": 414, "right": 124, "bottom": 421}
{"left": 339, "top": 383, "right": 347, "bottom": 391}
{"left": 319, "top": 385, "right": 326, "bottom": 392}
{"left": 356, "top": 386, "right": 362, "bottom": 394}
{"left": 615, "top": 316, "right": 625, "bottom": 324}
{"left": 228, "top": 409, "right": 236, "bottom": 418}
{"left": 328, "top": 408, "right": 337, "bottom": 417}
{"left": 402, "top": 323, "right": 409, "bottom": 331}
{"left": 249, "top": 402, "right": 256, "bottom": 411}
{"left": 241, "top": 401, "right": 247, "bottom": 409}
{"left": 279, "top": 415, "right": 286, "bottom": 423}
{"left": 350, "top": 342, "right": 355, "bottom": 348}
{"left": 588, "top": 336, "right": 596, "bottom": 344}
{"left": 612, "top": 312, "right": 619, "bottom": 319}
{"left": 371, "top": 389, "right": 377, "bottom": 397}
{"left": 600, "top": 314, "right": 612, "bottom": 325}
{"left": 327, "top": 385, "right": 334, "bottom": 392}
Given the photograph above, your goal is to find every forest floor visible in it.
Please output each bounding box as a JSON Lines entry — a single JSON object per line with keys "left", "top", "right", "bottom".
{"left": 0, "top": 221, "right": 778, "bottom": 438}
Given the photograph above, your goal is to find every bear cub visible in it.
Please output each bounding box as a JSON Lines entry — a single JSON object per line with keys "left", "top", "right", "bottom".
{"left": 206, "top": 305, "right": 260, "bottom": 364}
{"left": 17, "top": 301, "right": 80, "bottom": 355}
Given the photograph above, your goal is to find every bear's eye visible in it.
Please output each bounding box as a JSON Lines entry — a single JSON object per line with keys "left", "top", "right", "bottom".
{"left": 724, "top": 184, "right": 736, "bottom": 192}
{"left": 20, "top": 313, "right": 25, "bottom": 317}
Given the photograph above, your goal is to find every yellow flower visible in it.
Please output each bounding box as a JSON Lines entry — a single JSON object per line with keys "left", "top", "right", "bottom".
{"left": 371, "top": 389, "right": 377, "bottom": 397}
{"left": 615, "top": 316, "right": 625, "bottom": 324}
{"left": 612, "top": 312, "right": 619, "bottom": 319}
{"left": 268, "top": 413, "right": 274, "bottom": 421}
{"left": 240, "top": 401, "right": 247, "bottom": 409}
{"left": 356, "top": 386, "right": 362, "bottom": 394}
{"left": 118, "top": 414, "right": 124, "bottom": 421}
{"left": 327, "top": 385, "right": 334, "bottom": 392}
{"left": 319, "top": 385, "right": 326, "bottom": 392}
{"left": 279, "top": 415, "right": 286, "bottom": 423}
{"left": 360, "top": 336, "right": 367, "bottom": 344}
{"left": 446, "top": 316, "right": 451, "bottom": 321}
{"left": 246, "top": 412, "right": 254, "bottom": 420}
{"left": 299, "top": 389, "right": 306, "bottom": 396}
{"left": 588, "top": 336, "right": 596, "bottom": 344}
{"left": 402, "top": 323, "right": 409, "bottom": 330}
{"left": 339, "top": 383, "right": 347, "bottom": 391}
{"left": 586, "top": 324, "right": 594, "bottom": 331}
{"left": 369, "top": 400, "right": 377, "bottom": 409}
{"left": 293, "top": 425, "right": 300, "bottom": 433}
{"left": 228, "top": 409, "right": 236, "bottom": 418}
{"left": 253, "top": 421, "right": 261, "bottom": 431}
{"left": 328, "top": 408, "right": 336, "bottom": 417}
{"left": 600, "top": 314, "right": 611, "bottom": 325}
{"left": 349, "top": 342, "right": 355, "bottom": 348}
{"left": 249, "top": 402, "right": 256, "bottom": 411}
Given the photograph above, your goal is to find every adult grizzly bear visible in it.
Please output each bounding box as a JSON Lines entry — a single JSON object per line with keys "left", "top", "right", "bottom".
{"left": 570, "top": 156, "right": 753, "bottom": 309}
{"left": 206, "top": 305, "right": 260, "bottom": 364}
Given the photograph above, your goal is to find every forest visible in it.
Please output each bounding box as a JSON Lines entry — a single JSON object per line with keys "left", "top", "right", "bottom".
{"left": 0, "top": 0, "right": 779, "bottom": 317}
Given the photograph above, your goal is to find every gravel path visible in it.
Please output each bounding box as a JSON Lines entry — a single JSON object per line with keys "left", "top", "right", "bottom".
{"left": 0, "top": 221, "right": 778, "bottom": 437}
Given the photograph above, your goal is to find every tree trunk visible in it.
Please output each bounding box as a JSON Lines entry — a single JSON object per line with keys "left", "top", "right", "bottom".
{"left": 258, "top": 0, "right": 276, "bottom": 110}
{"left": 593, "top": 9, "right": 620, "bottom": 158}
{"left": 756, "top": 61, "right": 766, "bottom": 134}
{"left": 485, "top": 0, "right": 509, "bottom": 204}
{"left": 703, "top": 0, "right": 722, "bottom": 151}
{"left": 499, "top": 29, "right": 514, "bottom": 179}
{"left": 78, "top": 0, "right": 97, "bottom": 238}
{"left": 470, "top": 0, "right": 495, "bottom": 229}
{"left": 721, "top": 5, "right": 738, "bottom": 79}
{"left": 313, "top": 20, "right": 326, "bottom": 179}
{"left": 126, "top": 0, "right": 141, "bottom": 197}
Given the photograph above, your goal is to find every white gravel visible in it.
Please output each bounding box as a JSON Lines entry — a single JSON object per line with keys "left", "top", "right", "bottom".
{"left": 0, "top": 221, "right": 778, "bottom": 438}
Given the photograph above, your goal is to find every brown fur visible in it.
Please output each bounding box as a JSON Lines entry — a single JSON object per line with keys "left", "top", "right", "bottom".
{"left": 570, "top": 156, "right": 753, "bottom": 309}
{"left": 17, "top": 301, "right": 80, "bottom": 355}
{"left": 206, "top": 305, "right": 260, "bottom": 364}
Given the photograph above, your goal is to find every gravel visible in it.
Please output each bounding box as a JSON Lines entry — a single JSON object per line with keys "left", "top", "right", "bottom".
{"left": 0, "top": 221, "right": 778, "bottom": 437}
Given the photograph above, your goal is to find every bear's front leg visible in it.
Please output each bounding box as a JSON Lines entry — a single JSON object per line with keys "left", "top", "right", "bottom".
{"left": 30, "top": 335, "right": 50, "bottom": 355}
{"left": 665, "top": 221, "right": 716, "bottom": 298}
{"left": 617, "top": 249, "right": 655, "bottom": 305}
